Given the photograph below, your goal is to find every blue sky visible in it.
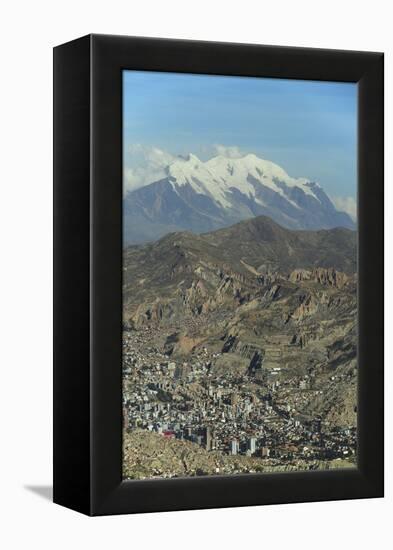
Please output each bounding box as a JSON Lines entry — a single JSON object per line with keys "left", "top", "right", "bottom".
{"left": 123, "top": 70, "right": 357, "bottom": 215}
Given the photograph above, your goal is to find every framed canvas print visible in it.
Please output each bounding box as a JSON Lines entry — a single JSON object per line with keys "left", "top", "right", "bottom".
{"left": 53, "top": 34, "right": 384, "bottom": 516}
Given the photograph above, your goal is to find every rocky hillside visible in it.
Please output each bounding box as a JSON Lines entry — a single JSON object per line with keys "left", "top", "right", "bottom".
{"left": 123, "top": 215, "right": 356, "bottom": 318}
{"left": 123, "top": 430, "right": 353, "bottom": 480}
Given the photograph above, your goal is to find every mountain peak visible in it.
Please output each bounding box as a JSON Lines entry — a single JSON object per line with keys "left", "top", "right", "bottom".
{"left": 187, "top": 153, "right": 201, "bottom": 162}
{"left": 124, "top": 151, "right": 355, "bottom": 244}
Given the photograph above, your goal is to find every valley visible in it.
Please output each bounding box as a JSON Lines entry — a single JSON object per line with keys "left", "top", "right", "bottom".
{"left": 122, "top": 216, "right": 357, "bottom": 479}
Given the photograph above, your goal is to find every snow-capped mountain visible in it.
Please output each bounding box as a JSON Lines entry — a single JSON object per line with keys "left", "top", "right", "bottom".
{"left": 124, "top": 153, "right": 355, "bottom": 244}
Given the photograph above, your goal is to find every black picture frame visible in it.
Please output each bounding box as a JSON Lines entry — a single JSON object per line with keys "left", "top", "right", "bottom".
{"left": 53, "top": 34, "right": 384, "bottom": 516}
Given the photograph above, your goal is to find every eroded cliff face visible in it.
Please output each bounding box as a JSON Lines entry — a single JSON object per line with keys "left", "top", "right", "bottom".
{"left": 289, "top": 268, "right": 349, "bottom": 289}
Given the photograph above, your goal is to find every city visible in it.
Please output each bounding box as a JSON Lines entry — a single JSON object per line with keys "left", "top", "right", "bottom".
{"left": 122, "top": 315, "right": 356, "bottom": 478}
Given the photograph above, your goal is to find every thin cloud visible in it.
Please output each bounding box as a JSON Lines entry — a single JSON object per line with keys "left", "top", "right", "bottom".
{"left": 123, "top": 144, "right": 175, "bottom": 193}
{"left": 330, "top": 195, "right": 357, "bottom": 221}
{"left": 212, "top": 144, "right": 245, "bottom": 159}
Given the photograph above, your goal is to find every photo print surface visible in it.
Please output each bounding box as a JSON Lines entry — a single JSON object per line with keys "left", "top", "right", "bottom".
{"left": 122, "top": 71, "right": 357, "bottom": 480}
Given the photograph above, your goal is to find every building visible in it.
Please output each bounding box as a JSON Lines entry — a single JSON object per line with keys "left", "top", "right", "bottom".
{"left": 231, "top": 439, "right": 239, "bottom": 455}
{"left": 123, "top": 407, "right": 129, "bottom": 429}
{"left": 260, "top": 446, "right": 270, "bottom": 458}
{"left": 204, "top": 427, "right": 212, "bottom": 451}
{"left": 230, "top": 393, "right": 238, "bottom": 407}
{"left": 248, "top": 436, "right": 257, "bottom": 454}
